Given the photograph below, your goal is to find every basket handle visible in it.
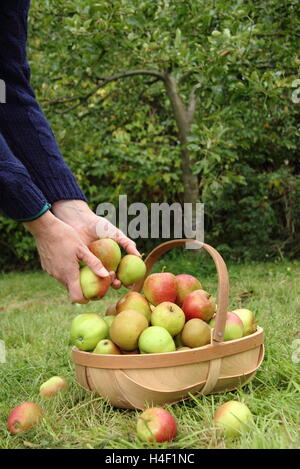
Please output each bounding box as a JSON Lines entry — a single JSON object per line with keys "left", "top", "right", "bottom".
{"left": 133, "top": 239, "right": 229, "bottom": 343}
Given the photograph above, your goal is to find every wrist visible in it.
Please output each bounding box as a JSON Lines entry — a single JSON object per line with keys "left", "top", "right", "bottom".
{"left": 52, "top": 199, "right": 97, "bottom": 237}
{"left": 23, "top": 210, "right": 62, "bottom": 238}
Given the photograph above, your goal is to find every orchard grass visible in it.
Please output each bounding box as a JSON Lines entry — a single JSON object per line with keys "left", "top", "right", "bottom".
{"left": 0, "top": 250, "right": 299, "bottom": 449}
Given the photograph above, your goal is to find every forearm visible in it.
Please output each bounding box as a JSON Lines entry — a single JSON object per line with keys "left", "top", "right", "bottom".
{"left": 0, "top": 1, "right": 86, "bottom": 205}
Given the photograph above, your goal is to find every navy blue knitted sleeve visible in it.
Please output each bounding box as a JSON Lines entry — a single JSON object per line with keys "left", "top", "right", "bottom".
{"left": 0, "top": 0, "right": 87, "bottom": 207}
{"left": 0, "top": 132, "right": 50, "bottom": 220}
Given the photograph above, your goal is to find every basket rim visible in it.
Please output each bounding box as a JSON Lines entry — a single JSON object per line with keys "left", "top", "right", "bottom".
{"left": 72, "top": 326, "right": 264, "bottom": 370}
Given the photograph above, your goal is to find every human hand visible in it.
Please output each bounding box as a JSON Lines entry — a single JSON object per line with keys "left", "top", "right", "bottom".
{"left": 51, "top": 200, "right": 141, "bottom": 289}
{"left": 23, "top": 211, "right": 111, "bottom": 303}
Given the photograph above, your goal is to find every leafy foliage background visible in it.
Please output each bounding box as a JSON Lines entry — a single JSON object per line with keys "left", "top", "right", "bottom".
{"left": 1, "top": 0, "right": 300, "bottom": 268}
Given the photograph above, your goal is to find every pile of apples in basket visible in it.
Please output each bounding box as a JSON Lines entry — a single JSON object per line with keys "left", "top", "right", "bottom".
{"left": 70, "top": 238, "right": 258, "bottom": 355}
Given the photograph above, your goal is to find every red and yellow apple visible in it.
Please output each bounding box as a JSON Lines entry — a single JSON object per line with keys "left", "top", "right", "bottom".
{"left": 143, "top": 273, "right": 177, "bottom": 306}
{"left": 40, "top": 376, "right": 68, "bottom": 398}
{"left": 116, "top": 292, "right": 151, "bottom": 322}
{"left": 210, "top": 311, "right": 244, "bottom": 341}
{"left": 136, "top": 407, "right": 177, "bottom": 442}
{"left": 80, "top": 265, "right": 111, "bottom": 301}
{"left": 176, "top": 274, "right": 202, "bottom": 306}
{"left": 8, "top": 402, "right": 43, "bottom": 435}
{"left": 88, "top": 238, "right": 121, "bottom": 272}
{"left": 182, "top": 289, "right": 216, "bottom": 322}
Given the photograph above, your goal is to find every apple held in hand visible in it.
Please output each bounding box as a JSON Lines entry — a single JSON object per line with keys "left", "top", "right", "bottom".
{"left": 210, "top": 311, "right": 244, "bottom": 341}
{"left": 80, "top": 265, "right": 111, "bottom": 301}
{"left": 151, "top": 302, "right": 185, "bottom": 336}
{"left": 176, "top": 274, "right": 202, "bottom": 306}
{"left": 40, "top": 376, "right": 68, "bottom": 398}
{"left": 214, "top": 401, "right": 253, "bottom": 438}
{"left": 181, "top": 318, "right": 211, "bottom": 348}
{"left": 93, "top": 339, "right": 121, "bottom": 355}
{"left": 88, "top": 238, "right": 121, "bottom": 272}
{"left": 232, "top": 308, "right": 257, "bottom": 336}
{"left": 8, "top": 402, "right": 43, "bottom": 435}
{"left": 143, "top": 273, "right": 177, "bottom": 306}
{"left": 138, "top": 326, "right": 176, "bottom": 354}
{"left": 110, "top": 309, "right": 148, "bottom": 351}
{"left": 116, "top": 292, "right": 152, "bottom": 322}
{"left": 137, "top": 407, "right": 177, "bottom": 442}
{"left": 70, "top": 313, "right": 109, "bottom": 351}
{"left": 182, "top": 289, "right": 216, "bottom": 322}
{"left": 117, "top": 255, "right": 146, "bottom": 286}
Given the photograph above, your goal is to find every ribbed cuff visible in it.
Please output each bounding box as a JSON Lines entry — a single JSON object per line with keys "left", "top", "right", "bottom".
{"left": 16, "top": 202, "right": 51, "bottom": 222}
{"left": 34, "top": 172, "right": 87, "bottom": 205}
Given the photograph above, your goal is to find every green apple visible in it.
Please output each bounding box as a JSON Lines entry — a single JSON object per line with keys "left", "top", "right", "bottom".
{"left": 88, "top": 238, "right": 121, "bottom": 272}
{"left": 138, "top": 326, "right": 176, "bottom": 354}
{"left": 80, "top": 265, "right": 111, "bottom": 300}
{"left": 93, "top": 339, "right": 121, "bottom": 355}
{"left": 232, "top": 308, "right": 257, "bottom": 336}
{"left": 214, "top": 401, "right": 253, "bottom": 438}
{"left": 70, "top": 313, "right": 109, "bottom": 351}
{"left": 116, "top": 292, "right": 152, "bottom": 322}
{"left": 117, "top": 255, "right": 146, "bottom": 286}
{"left": 151, "top": 302, "right": 185, "bottom": 336}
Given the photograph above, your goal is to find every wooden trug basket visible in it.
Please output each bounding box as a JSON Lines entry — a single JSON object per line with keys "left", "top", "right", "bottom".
{"left": 72, "top": 240, "right": 264, "bottom": 410}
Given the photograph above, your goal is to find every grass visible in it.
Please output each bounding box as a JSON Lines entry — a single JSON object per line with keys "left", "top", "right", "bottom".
{"left": 0, "top": 250, "right": 299, "bottom": 449}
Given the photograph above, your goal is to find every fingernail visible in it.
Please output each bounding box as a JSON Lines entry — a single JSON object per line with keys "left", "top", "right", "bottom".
{"left": 98, "top": 267, "right": 110, "bottom": 277}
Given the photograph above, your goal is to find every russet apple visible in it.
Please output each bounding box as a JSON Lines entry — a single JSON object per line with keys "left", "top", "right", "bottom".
{"left": 181, "top": 318, "right": 211, "bottom": 348}
{"left": 176, "top": 274, "right": 202, "bottom": 306}
{"left": 116, "top": 292, "right": 151, "bottom": 322}
{"left": 8, "top": 402, "right": 43, "bottom": 435}
{"left": 39, "top": 376, "right": 68, "bottom": 398}
{"left": 138, "top": 326, "right": 176, "bottom": 353}
{"left": 232, "top": 308, "right": 257, "bottom": 336}
{"left": 117, "top": 255, "right": 146, "bottom": 286}
{"left": 88, "top": 238, "right": 121, "bottom": 272}
{"left": 143, "top": 273, "right": 177, "bottom": 306}
{"left": 151, "top": 302, "right": 185, "bottom": 336}
{"left": 93, "top": 339, "right": 121, "bottom": 355}
{"left": 110, "top": 309, "right": 148, "bottom": 351}
{"left": 136, "top": 407, "right": 177, "bottom": 442}
{"left": 209, "top": 311, "right": 244, "bottom": 341}
{"left": 80, "top": 265, "right": 111, "bottom": 300}
{"left": 182, "top": 289, "right": 216, "bottom": 322}
{"left": 70, "top": 313, "right": 109, "bottom": 351}
{"left": 214, "top": 401, "right": 253, "bottom": 438}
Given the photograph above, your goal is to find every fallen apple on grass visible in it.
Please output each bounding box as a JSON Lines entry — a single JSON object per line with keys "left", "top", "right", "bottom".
{"left": 143, "top": 272, "right": 177, "bottom": 306}
{"left": 116, "top": 292, "right": 152, "bottom": 322}
{"left": 138, "top": 326, "right": 176, "bottom": 354}
{"left": 182, "top": 289, "right": 216, "bottom": 322}
{"left": 70, "top": 313, "right": 109, "bottom": 351}
{"left": 210, "top": 311, "right": 244, "bottom": 341}
{"left": 88, "top": 238, "right": 121, "bottom": 272}
{"left": 214, "top": 401, "right": 253, "bottom": 438}
{"left": 8, "top": 402, "right": 43, "bottom": 435}
{"left": 40, "top": 376, "right": 68, "bottom": 398}
{"left": 151, "top": 302, "right": 185, "bottom": 336}
{"left": 176, "top": 274, "right": 202, "bottom": 306}
{"left": 80, "top": 265, "right": 111, "bottom": 301}
{"left": 136, "top": 407, "right": 177, "bottom": 442}
{"left": 117, "top": 255, "right": 146, "bottom": 286}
